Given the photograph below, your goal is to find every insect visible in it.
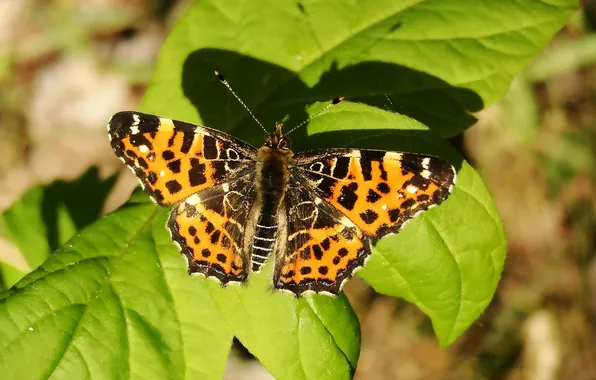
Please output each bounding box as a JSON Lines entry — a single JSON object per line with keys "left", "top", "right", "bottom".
{"left": 107, "top": 72, "right": 456, "bottom": 296}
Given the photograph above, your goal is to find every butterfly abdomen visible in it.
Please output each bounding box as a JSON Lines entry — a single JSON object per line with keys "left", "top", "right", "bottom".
{"left": 252, "top": 147, "right": 292, "bottom": 272}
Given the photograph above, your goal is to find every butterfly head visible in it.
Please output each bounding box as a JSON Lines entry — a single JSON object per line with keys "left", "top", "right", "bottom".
{"left": 264, "top": 122, "right": 291, "bottom": 151}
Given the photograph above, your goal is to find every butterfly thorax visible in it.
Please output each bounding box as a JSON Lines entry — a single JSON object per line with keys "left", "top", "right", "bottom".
{"left": 256, "top": 123, "right": 293, "bottom": 189}
{"left": 251, "top": 123, "right": 293, "bottom": 272}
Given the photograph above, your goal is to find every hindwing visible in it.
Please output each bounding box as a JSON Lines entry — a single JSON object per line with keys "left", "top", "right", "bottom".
{"left": 274, "top": 175, "right": 371, "bottom": 296}
{"left": 167, "top": 173, "right": 258, "bottom": 284}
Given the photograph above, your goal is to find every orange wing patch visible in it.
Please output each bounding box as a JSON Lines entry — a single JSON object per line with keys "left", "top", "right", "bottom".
{"left": 169, "top": 201, "right": 246, "bottom": 282}
{"left": 275, "top": 223, "right": 370, "bottom": 296}
{"left": 108, "top": 111, "right": 255, "bottom": 205}
{"left": 167, "top": 176, "right": 257, "bottom": 284}
{"left": 275, "top": 182, "right": 372, "bottom": 296}
{"left": 296, "top": 150, "right": 456, "bottom": 238}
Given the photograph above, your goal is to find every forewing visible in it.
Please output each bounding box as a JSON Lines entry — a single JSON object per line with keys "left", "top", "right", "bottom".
{"left": 294, "top": 149, "right": 456, "bottom": 238}
{"left": 274, "top": 176, "right": 372, "bottom": 296}
{"left": 167, "top": 173, "right": 257, "bottom": 284}
{"left": 108, "top": 111, "right": 257, "bottom": 205}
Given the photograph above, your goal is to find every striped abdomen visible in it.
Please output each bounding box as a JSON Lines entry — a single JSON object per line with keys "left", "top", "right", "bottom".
{"left": 251, "top": 204, "right": 278, "bottom": 272}
{"left": 252, "top": 146, "right": 290, "bottom": 272}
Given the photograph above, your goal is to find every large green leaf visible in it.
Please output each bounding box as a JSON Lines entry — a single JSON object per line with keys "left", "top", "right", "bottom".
{"left": 0, "top": 193, "right": 234, "bottom": 380}
{"left": 0, "top": 0, "right": 575, "bottom": 378}
{"left": 0, "top": 190, "right": 360, "bottom": 380}
{"left": 0, "top": 168, "right": 117, "bottom": 288}
{"left": 302, "top": 102, "right": 505, "bottom": 345}
{"left": 0, "top": 103, "right": 494, "bottom": 379}
{"left": 143, "top": 0, "right": 577, "bottom": 139}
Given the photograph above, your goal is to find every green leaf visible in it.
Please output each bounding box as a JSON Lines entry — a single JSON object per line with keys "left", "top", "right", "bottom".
{"left": 0, "top": 193, "right": 234, "bottom": 380}
{"left": 0, "top": 168, "right": 117, "bottom": 288}
{"left": 0, "top": 188, "right": 360, "bottom": 379}
{"left": 212, "top": 268, "right": 360, "bottom": 379}
{"left": 298, "top": 102, "right": 505, "bottom": 346}
{"left": 143, "top": 0, "right": 577, "bottom": 138}
{"left": 0, "top": 0, "right": 575, "bottom": 378}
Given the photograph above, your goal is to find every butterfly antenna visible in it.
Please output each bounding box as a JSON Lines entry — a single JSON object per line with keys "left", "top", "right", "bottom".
{"left": 284, "top": 96, "right": 344, "bottom": 137}
{"left": 214, "top": 71, "right": 268, "bottom": 134}
{"left": 384, "top": 93, "right": 395, "bottom": 109}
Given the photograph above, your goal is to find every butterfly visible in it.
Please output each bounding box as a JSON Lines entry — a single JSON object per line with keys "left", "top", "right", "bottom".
{"left": 107, "top": 73, "right": 456, "bottom": 297}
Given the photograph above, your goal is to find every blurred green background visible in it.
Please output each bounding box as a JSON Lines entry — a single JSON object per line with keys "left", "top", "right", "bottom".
{"left": 0, "top": 1, "right": 593, "bottom": 379}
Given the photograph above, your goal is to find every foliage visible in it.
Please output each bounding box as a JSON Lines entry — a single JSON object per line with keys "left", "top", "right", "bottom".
{"left": 0, "top": 1, "right": 577, "bottom": 379}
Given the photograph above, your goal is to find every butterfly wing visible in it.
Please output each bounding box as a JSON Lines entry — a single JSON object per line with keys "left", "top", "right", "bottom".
{"left": 108, "top": 111, "right": 257, "bottom": 205}
{"left": 167, "top": 173, "right": 258, "bottom": 284}
{"left": 293, "top": 149, "right": 456, "bottom": 238}
{"left": 273, "top": 175, "right": 372, "bottom": 296}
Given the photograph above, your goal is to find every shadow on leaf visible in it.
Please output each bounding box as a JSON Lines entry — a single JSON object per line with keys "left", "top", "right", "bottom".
{"left": 181, "top": 48, "right": 483, "bottom": 146}
{"left": 41, "top": 167, "right": 118, "bottom": 251}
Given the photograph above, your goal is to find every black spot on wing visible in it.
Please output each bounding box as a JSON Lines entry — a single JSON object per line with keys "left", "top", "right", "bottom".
{"left": 136, "top": 113, "right": 160, "bottom": 134}
{"left": 203, "top": 135, "right": 218, "bottom": 159}
{"left": 189, "top": 158, "right": 207, "bottom": 186}
{"left": 317, "top": 177, "right": 337, "bottom": 197}
{"left": 129, "top": 134, "right": 152, "bottom": 149}
{"left": 167, "top": 131, "right": 177, "bottom": 147}
{"left": 211, "top": 161, "right": 228, "bottom": 181}
{"left": 171, "top": 120, "right": 196, "bottom": 154}
{"left": 166, "top": 180, "right": 182, "bottom": 194}
{"left": 137, "top": 157, "right": 148, "bottom": 169}
{"left": 360, "top": 159, "right": 372, "bottom": 181}
{"left": 147, "top": 171, "right": 158, "bottom": 184}
{"left": 389, "top": 208, "right": 400, "bottom": 223}
{"left": 377, "top": 182, "right": 390, "bottom": 194}
{"left": 337, "top": 185, "right": 358, "bottom": 211}
{"left": 180, "top": 131, "right": 194, "bottom": 154}
{"left": 366, "top": 189, "right": 381, "bottom": 203}
{"left": 401, "top": 198, "right": 416, "bottom": 209}
{"left": 167, "top": 159, "right": 181, "bottom": 173}
{"left": 281, "top": 269, "right": 295, "bottom": 279}
{"left": 332, "top": 157, "right": 350, "bottom": 178}
{"left": 312, "top": 244, "right": 324, "bottom": 260}
{"left": 210, "top": 230, "right": 221, "bottom": 244}
{"left": 162, "top": 150, "right": 175, "bottom": 160}
{"left": 359, "top": 150, "right": 385, "bottom": 181}
{"left": 378, "top": 161, "right": 388, "bottom": 181}
{"left": 417, "top": 194, "right": 430, "bottom": 202}
{"left": 360, "top": 209, "right": 379, "bottom": 224}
